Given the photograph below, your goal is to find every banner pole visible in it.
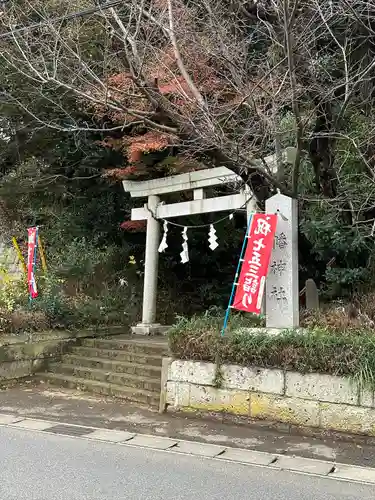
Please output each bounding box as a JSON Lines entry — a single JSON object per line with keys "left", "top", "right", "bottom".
{"left": 221, "top": 214, "right": 254, "bottom": 336}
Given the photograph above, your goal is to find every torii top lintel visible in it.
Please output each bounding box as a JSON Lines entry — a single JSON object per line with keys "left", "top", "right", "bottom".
{"left": 122, "top": 166, "right": 242, "bottom": 199}
{"left": 122, "top": 148, "right": 296, "bottom": 221}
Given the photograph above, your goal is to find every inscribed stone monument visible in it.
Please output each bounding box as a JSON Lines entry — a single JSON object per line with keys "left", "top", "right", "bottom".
{"left": 305, "top": 278, "right": 319, "bottom": 311}
{"left": 265, "top": 193, "right": 299, "bottom": 328}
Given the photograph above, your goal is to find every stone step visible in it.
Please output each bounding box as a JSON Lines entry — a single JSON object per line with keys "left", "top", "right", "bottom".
{"left": 49, "top": 364, "right": 161, "bottom": 392}
{"left": 38, "top": 372, "right": 160, "bottom": 406}
{"left": 82, "top": 338, "right": 168, "bottom": 356}
{"left": 62, "top": 354, "right": 162, "bottom": 378}
{"left": 71, "top": 346, "right": 163, "bottom": 366}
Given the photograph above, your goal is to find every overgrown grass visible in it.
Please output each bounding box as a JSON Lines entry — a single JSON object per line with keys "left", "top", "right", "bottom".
{"left": 169, "top": 309, "right": 375, "bottom": 390}
{"left": 170, "top": 306, "right": 264, "bottom": 336}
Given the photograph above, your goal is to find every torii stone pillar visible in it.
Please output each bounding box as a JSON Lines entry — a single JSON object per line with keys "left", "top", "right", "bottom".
{"left": 131, "top": 195, "right": 164, "bottom": 335}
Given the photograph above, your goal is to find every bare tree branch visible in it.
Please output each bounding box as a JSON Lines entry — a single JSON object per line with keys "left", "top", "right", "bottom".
{"left": 166, "top": 0, "right": 207, "bottom": 109}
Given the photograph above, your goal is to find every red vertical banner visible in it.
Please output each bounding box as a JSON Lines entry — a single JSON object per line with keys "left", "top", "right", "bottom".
{"left": 232, "top": 214, "right": 277, "bottom": 314}
{"left": 27, "top": 227, "right": 39, "bottom": 299}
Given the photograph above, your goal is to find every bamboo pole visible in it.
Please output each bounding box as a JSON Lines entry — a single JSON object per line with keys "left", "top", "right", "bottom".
{"left": 12, "top": 237, "right": 27, "bottom": 274}
{"left": 38, "top": 236, "right": 47, "bottom": 272}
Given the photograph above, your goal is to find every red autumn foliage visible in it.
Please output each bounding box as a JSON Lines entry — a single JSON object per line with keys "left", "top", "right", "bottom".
{"left": 91, "top": 43, "right": 227, "bottom": 127}
{"left": 107, "top": 72, "right": 132, "bottom": 89}
{"left": 127, "top": 131, "right": 172, "bottom": 162}
{"left": 120, "top": 220, "right": 147, "bottom": 232}
{"left": 89, "top": 1, "right": 230, "bottom": 191}
{"left": 158, "top": 76, "right": 190, "bottom": 96}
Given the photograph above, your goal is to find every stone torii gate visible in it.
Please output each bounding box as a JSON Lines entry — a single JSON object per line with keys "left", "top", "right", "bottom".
{"left": 122, "top": 149, "right": 296, "bottom": 335}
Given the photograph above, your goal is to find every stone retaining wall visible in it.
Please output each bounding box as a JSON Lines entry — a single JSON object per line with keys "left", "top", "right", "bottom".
{"left": 0, "top": 326, "right": 126, "bottom": 382}
{"left": 162, "top": 359, "right": 375, "bottom": 436}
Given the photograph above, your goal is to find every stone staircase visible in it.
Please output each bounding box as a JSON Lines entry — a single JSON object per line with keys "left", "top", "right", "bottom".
{"left": 38, "top": 336, "right": 168, "bottom": 407}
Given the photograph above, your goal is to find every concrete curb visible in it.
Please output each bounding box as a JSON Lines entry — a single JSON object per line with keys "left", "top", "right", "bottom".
{"left": 1, "top": 412, "right": 375, "bottom": 485}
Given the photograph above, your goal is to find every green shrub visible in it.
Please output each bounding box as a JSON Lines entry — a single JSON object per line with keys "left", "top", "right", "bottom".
{"left": 0, "top": 267, "right": 141, "bottom": 333}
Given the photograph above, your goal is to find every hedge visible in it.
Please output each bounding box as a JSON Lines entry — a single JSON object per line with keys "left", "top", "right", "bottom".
{"left": 169, "top": 315, "right": 375, "bottom": 389}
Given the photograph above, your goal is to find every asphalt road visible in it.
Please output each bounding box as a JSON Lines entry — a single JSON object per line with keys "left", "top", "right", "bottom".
{"left": 0, "top": 426, "right": 373, "bottom": 500}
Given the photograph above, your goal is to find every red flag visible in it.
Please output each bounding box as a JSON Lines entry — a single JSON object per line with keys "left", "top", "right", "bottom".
{"left": 27, "top": 227, "right": 39, "bottom": 299}
{"left": 232, "top": 214, "right": 277, "bottom": 314}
